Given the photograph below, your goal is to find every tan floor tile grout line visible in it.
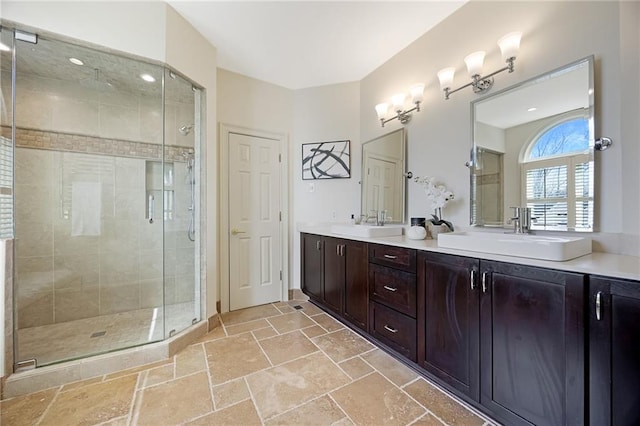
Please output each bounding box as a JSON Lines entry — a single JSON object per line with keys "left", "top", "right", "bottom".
{"left": 327, "top": 392, "right": 357, "bottom": 426}
{"left": 252, "top": 332, "right": 275, "bottom": 368}
{"left": 125, "top": 373, "right": 145, "bottom": 425}
{"left": 33, "top": 386, "right": 62, "bottom": 426}
{"left": 129, "top": 386, "right": 145, "bottom": 425}
{"left": 243, "top": 375, "right": 266, "bottom": 424}
{"left": 205, "top": 356, "right": 218, "bottom": 413}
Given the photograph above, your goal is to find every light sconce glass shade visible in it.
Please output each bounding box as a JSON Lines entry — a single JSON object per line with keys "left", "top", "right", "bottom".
{"left": 437, "top": 68, "right": 456, "bottom": 90}
{"left": 375, "top": 103, "right": 389, "bottom": 120}
{"left": 464, "top": 51, "right": 485, "bottom": 77}
{"left": 391, "top": 93, "right": 406, "bottom": 112}
{"left": 410, "top": 84, "right": 425, "bottom": 104}
{"left": 497, "top": 32, "right": 522, "bottom": 61}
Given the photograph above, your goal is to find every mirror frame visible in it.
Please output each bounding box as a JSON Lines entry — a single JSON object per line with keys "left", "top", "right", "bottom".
{"left": 361, "top": 128, "right": 406, "bottom": 224}
{"left": 470, "top": 56, "right": 595, "bottom": 231}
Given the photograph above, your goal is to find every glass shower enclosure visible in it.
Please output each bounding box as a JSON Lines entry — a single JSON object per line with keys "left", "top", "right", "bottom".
{"left": 0, "top": 26, "right": 202, "bottom": 367}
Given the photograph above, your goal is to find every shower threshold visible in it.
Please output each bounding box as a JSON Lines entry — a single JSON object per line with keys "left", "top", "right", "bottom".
{"left": 5, "top": 310, "right": 208, "bottom": 399}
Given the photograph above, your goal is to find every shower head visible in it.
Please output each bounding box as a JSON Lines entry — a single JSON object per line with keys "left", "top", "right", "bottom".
{"left": 80, "top": 68, "right": 114, "bottom": 91}
{"left": 179, "top": 124, "right": 194, "bottom": 136}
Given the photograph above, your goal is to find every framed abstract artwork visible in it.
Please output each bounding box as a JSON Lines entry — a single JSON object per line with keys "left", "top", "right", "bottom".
{"left": 301, "top": 140, "right": 350, "bottom": 180}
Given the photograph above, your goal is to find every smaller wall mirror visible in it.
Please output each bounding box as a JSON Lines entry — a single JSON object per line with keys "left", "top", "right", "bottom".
{"left": 471, "top": 56, "right": 594, "bottom": 232}
{"left": 361, "top": 128, "right": 406, "bottom": 223}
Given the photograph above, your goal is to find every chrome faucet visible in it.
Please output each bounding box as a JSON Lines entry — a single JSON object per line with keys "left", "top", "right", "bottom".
{"left": 365, "top": 209, "right": 386, "bottom": 226}
{"left": 508, "top": 206, "right": 534, "bottom": 234}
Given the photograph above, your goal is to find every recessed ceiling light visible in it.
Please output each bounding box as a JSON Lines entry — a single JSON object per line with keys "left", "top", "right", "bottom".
{"left": 0, "top": 42, "right": 10, "bottom": 52}
{"left": 140, "top": 73, "right": 156, "bottom": 82}
{"left": 527, "top": 107, "right": 537, "bottom": 112}
{"left": 69, "top": 57, "right": 84, "bottom": 66}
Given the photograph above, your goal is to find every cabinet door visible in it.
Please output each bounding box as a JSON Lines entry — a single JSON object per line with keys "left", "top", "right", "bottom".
{"left": 343, "top": 239, "right": 368, "bottom": 330}
{"left": 301, "top": 233, "right": 323, "bottom": 300}
{"left": 323, "top": 237, "right": 344, "bottom": 313}
{"left": 417, "top": 252, "right": 480, "bottom": 400}
{"left": 590, "top": 276, "right": 640, "bottom": 426}
{"left": 480, "top": 261, "right": 585, "bottom": 426}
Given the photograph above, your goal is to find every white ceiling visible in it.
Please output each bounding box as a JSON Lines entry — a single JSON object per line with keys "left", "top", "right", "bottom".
{"left": 167, "top": 1, "right": 467, "bottom": 90}
{"left": 475, "top": 62, "right": 591, "bottom": 129}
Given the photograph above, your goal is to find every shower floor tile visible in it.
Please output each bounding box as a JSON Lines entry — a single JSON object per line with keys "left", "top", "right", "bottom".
{"left": 2, "top": 299, "right": 498, "bottom": 426}
{"left": 17, "top": 302, "right": 197, "bottom": 366}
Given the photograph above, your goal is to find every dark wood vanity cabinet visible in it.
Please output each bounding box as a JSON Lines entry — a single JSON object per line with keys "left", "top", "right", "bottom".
{"left": 300, "top": 234, "right": 368, "bottom": 331}
{"left": 417, "top": 252, "right": 586, "bottom": 426}
{"left": 369, "top": 244, "right": 417, "bottom": 361}
{"left": 299, "top": 234, "right": 640, "bottom": 426}
{"left": 479, "top": 261, "right": 585, "bottom": 426}
{"left": 301, "top": 233, "right": 323, "bottom": 300}
{"left": 417, "top": 252, "right": 480, "bottom": 400}
{"left": 589, "top": 276, "right": 640, "bottom": 426}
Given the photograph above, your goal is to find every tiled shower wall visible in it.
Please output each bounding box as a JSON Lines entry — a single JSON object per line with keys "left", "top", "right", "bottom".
{"left": 0, "top": 70, "right": 195, "bottom": 148}
{"left": 4, "top": 71, "right": 197, "bottom": 329}
{"left": 15, "top": 145, "right": 195, "bottom": 329}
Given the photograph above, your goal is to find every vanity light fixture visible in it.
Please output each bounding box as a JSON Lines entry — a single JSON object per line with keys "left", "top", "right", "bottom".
{"left": 375, "top": 84, "right": 424, "bottom": 127}
{"left": 437, "top": 32, "right": 522, "bottom": 100}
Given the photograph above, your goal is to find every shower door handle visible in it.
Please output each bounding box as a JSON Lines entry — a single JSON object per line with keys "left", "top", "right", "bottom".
{"left": 148, "top": 194, "right": 155, "bottom": 224}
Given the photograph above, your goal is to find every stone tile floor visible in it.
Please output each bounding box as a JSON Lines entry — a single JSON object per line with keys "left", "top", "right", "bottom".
{"left": 1, "top": 298, "right": 497, "bottom": 426}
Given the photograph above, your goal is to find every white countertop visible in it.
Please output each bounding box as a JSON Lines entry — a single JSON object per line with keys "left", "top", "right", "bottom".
{"left": 298, "top": 225, "right": 640, "bottom": 281}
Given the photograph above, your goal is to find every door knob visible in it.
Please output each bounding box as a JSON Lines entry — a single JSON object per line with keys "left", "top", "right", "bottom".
{"left": 231, "top": 228, "right": 246, "bottom": 236}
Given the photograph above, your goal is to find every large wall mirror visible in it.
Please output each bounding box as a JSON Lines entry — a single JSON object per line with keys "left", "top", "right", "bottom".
{"left": 471, "top": 56, "right": 594, "bottom": 232}
{"left": 361, "top": 128, "right": 406, "bottom": 223}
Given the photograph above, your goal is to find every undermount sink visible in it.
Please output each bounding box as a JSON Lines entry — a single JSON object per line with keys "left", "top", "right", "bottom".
{"left": 437, "top": 231, "right": 592, "bottom": 261}
{"left": 330, "top": 224, "right": 404, "bottom": 238}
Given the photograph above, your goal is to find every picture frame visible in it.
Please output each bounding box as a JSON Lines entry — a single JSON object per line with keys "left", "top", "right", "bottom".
{"left": 301, "top": 140, "right": 351, "bottom": 180}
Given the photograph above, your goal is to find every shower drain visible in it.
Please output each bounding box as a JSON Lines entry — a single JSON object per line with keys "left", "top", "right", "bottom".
{"left": 90, "top": 331, "right": 106, "bottom": 338}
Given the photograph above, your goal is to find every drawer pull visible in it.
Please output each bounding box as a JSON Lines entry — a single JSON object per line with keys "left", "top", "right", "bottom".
{"left": 383, "top": 285, "right": 398, "bottom": 292}
{"left": 383, "top": 254, "right": 397, "bottom": 259}
{"left": 384, "top": 325, "right": 398, "bottom": 333}
{"left": 595, "top": 291, "right": 602, "bottom": 321}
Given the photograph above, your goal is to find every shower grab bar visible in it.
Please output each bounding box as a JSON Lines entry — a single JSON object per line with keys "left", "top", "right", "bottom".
{"left": 148, "top": 194, "right": 154, "bottom": 224}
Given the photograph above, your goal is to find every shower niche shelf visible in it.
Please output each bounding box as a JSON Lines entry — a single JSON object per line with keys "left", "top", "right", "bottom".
{"left": 146, "top": 160, "right": 174, "bottom": 221}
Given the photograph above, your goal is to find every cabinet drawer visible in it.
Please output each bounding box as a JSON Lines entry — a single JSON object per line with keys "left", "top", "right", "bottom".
{"left": 369, "top": 244, "right": 416, "bottom": 272}
{"left": 370, "top": 302, "right": 417, "bottom": 362}
{"left": 370, "top": 264, "right": 416, "bottom": 317}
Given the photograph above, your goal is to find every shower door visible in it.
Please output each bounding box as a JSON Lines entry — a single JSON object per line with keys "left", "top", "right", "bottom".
{"left": 11, "top": 33, "right": 168, "bottom": 366}
{"left": 162, "top": 68, "right": 201, "bottom": 336}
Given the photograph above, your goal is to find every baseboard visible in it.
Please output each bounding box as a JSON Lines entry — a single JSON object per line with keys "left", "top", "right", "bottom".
{"left": 207, "top": 313, "right": 221, "bottom": 332}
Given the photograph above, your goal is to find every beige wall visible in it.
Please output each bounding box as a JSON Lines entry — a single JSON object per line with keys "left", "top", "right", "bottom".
{"left": 1, "top": 1, "right": 167, "bottom": 62}
{"left": 360, "top": 1, "right": 639, "bottom": 255}
{"left": 217, "top": 69, "right": 294, "bottom": 134}
{"left": 291, "top": 82, "right": 361, "bottom": 288}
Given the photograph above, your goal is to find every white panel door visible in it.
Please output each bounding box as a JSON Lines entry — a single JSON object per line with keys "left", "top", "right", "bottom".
{"left": 228, "top": 132, "right": 281, "bottom": 310}
{"left": 365, "top": 157, "right": 397, "bottom": 219}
